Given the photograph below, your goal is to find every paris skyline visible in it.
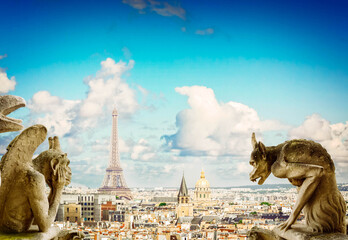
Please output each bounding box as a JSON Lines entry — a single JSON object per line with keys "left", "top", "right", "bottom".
{"left": 1, "top": 0, "right": 348, "bottom": 188}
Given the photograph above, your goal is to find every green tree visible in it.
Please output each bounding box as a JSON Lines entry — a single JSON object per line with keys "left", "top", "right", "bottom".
{"left": 159, "top": 202, "right": 166, "bottom": 206}
{"left": 260, "top": 202, "right": 271, "bottom": 206}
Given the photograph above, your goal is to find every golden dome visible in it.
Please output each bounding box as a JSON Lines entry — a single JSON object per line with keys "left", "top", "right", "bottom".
{"left": 195, "top": 169, "right": 210, "bottom": 188}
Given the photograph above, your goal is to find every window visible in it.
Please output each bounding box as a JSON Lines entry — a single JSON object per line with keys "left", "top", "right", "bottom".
{"left": 67, "top": 208, "right": 69, "bottom": 213}
{"left": 75, "top": 217, "right": 78, "bottom": 222}
{"left": 76, "top": 208, "right": 78, "bottom": 213}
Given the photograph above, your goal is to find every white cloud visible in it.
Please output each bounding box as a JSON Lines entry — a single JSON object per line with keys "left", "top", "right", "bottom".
{"left": 131, "top": 138, "right": 156, "bottom": 161}
{"left": 28, "top": 91, "right": 80, "bottom": 137}
{"left": 79, "top": 58, "right": 138, "bottom": 128}
{"left": 64, "top": 136, "right": 84, "bottom": 156}
{"left": 85, "top": 164, "right": 105, "bottom": 175}
{"left": 26, "top": 58, "right": 147, "bottom": 187}
{"left": 163, "top": 86, "right": 288, "bottom": 157}
{"left": 289, "top": 114, "right": 348, "bottom": 165}
{"left": 28, "top": 58, "right": 140, "bottom": 138}
{"left": 237, "top": 161, "right": 252, "bottom": 174}
{"left": 195, "top": 28, "right": 214, "bottom": 35}
{"left": 150, "top": 1, "right": 185, "bottom": 19}
{"left": 123, "top": 0, "right": 186, "bottom": 20}
{"left": 122, "top": 0, "right": 147, "bottom": 10}
{"left": 0, "top": 69, "right": 16, "bottom": 93}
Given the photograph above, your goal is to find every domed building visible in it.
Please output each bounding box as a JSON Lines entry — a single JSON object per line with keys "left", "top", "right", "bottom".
{"left": 194, "top": 169, "right": 212, "bottom": 205}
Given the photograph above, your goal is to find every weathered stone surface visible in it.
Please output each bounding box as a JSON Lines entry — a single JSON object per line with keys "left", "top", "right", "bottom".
{"left": 247, "top": 227, "right": 278, "bottom": 240}
{"left": 248, "top": 133, "right": 347, "bottom": 239}
{"left": 0, "top": 95, "right": 25, "bottom": 133}
{"left": 56, "top": 229, "right": 85, "bottom": 240}
{"left": 248, "top": 227, "right": 348, "bottom": 240}
{"left": 0, "top": 225, "right": 60, "bottom": 240}
{"left": 0, "top": 125, "right": 71, "bottom": 237}
{"left": 274, "top": 224, "right": 348, "bottom": 240}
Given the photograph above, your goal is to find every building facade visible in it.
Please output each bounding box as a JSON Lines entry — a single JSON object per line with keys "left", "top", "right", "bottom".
{"left": 64, "top": 203, "right": 81, "bottom": 223}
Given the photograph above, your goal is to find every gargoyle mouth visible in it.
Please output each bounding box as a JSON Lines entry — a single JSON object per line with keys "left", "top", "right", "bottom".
{"left": 250, "top": 176, "right": 265, "bottom": 185}
{"left": 0, "top": 95, "right": 26, "bottom": 133}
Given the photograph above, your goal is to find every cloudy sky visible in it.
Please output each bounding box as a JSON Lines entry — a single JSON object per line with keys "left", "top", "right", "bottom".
{"left": 1, "top": 0, "right": 348, "bottom": 188}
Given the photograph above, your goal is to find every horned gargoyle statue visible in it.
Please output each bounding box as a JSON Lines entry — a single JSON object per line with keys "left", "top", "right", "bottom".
{"left": 0, "top": 95, "right": 81, "bottom": 239}
{"left": 0, "top": 125, "right": 71, "bottom": 233}
{"left": 249, "top": 133, "right": 346, "bottom": 237}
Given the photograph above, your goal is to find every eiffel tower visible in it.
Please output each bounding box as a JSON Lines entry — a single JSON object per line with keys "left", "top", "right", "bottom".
{"left": 98, "top": 107, "right": 132, "bottom": 200}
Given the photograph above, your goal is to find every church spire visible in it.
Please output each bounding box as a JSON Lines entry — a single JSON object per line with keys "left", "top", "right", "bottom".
{"left": 178, "top": 173, "right": 188, "bottom": 197}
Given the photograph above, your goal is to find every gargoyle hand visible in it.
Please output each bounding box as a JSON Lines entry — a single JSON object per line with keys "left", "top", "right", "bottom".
{"left": 277, "top": 215, "right": 296, "bottom": 232}
{"left": 52, "top": 166, "right": 66, "bottom": 189}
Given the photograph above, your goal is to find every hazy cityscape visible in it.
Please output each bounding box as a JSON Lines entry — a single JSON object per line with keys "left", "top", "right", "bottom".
{"left": 55, "top": 181, "right": 348, "bottom": 239}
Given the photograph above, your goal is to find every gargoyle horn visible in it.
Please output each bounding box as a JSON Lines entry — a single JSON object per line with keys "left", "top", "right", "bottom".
{"left": 53, "top": 136, "right": 61, "bottom": 151}
{"left": 251, "top": 132, "right": 257, "bottom": 149}
{"left": 48, "top": 137, "right": 53, "bottom": 149}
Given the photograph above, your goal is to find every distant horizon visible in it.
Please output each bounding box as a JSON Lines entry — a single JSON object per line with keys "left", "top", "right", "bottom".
{"left": 67, "top": 182, "right": 348, "bottom": 190}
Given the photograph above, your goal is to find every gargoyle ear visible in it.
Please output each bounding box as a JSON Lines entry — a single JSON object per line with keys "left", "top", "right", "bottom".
{"left": 50, "top": 158, "right": 59, "bottom": 175}
{"left": 259, "top": 142, "right": 266, "bottom": 154}
{"left": 251, "top": 132, "right": 257, "bottom": 149}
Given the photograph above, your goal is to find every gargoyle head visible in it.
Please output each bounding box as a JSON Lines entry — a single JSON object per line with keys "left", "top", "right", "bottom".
{"left": 0, "top": 95, "right": 26, "bottom": 133}
{"left": 33, "top": 136, "right": 71, "bottom": 188}
{"left": 249, "top": 132, "right": 271, "bottom": 185}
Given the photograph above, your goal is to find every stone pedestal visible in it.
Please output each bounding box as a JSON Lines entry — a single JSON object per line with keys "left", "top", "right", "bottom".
{"left": 0, "top": 226, "right": 85, "bottom": 240}
{"left": 0, "top": 226, "right": 61, "bottom": 240}
{"left": 248, "top": 226, "right": 348, "bottom": 240}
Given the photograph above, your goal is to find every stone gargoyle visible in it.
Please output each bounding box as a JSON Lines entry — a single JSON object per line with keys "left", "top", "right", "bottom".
{"left": 0, "top": 95, "right": 81, "bottom": 239}
{"left": 248, "top": 133, "right": 346, "bottom": 239}
{"left": 0, "top": 125, "right": 71, "bottom": 233}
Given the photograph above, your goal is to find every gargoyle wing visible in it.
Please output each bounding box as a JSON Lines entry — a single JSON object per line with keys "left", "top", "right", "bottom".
{"left": 1, "top": 124, "right": 47, "bottom": 170}
{"left": 0, "top": 124, "right": 47, "bottom": 220}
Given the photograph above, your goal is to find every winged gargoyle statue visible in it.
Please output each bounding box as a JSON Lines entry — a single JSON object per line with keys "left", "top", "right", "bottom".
{"left": 0, "top": 95, "right": 77, "bottom": 239}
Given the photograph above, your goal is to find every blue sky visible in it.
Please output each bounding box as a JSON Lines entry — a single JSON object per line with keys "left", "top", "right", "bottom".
{"left": 1, "top": 0, "right": 348, "bottom": 188}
